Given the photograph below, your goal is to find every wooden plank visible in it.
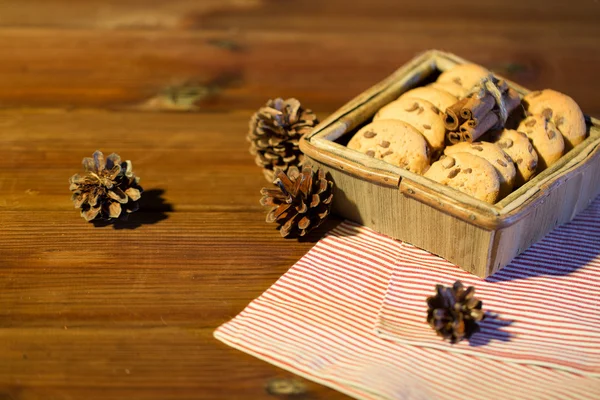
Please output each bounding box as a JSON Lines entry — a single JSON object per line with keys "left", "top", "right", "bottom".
{"left": 0, "top": 104, "right": 347, "bottom": 398}
{"left": 0, "top": 110, "right": 272, "bottom": 211}
{"left": 0, "top": 0, "right": 598, "bottom": 30}
{"left": 0, "top": 1, "right": 599, "bottom": 397}
{"left": 0, "top": 27, "right": 598, "bottom": 113}
{"left": 0, "top": 211, "right": 344, "bottom": 400}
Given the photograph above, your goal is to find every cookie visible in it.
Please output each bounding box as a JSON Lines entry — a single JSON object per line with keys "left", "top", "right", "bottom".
{"left": 397, "top": 86, "right": 458, "bottom": 112}
{"left": 523, "top": 89, "right": 586, "bottom": 150}
{"left": 517, "top": 114, "right": 565, "bottom": 171}
{"left": 424, "top": 152, "right": 500, "bottom": 204}
{"left": 373, "top": 97, "right": 446, "bottom": 153}
{"left": 437, "top": 63, "right": 491, "bottom": 91}
{"left": 428, "top": 82, "right": 469, "bottom": 99}
{"left": 487, "top": 129, "right": 539, "bottom": 187}
{"left": 347, "top": 120, "right": 430, "bottom": 174}
{"left": 444, "top": 141, "right": 516, "bottom": 199}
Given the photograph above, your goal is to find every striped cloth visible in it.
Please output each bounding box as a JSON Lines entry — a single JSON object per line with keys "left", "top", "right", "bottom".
{"left": 376, "top": 199, "right": 600, "bottom": 377}
{"left": 215, "top": 202, "right": 600, "bottom": 399}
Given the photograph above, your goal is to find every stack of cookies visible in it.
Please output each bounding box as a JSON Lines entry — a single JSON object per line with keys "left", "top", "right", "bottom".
{"left": 347, "top": 63, "right": 587, "bottom": 204}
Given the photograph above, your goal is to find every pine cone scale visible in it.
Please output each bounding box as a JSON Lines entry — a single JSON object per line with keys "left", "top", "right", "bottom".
{"left": 109, "top": 202, "right": 122, "bottom": 219}
{"left": 82, "top": 206, "right": 101, "bottom": 222}
{"left": 106, "top": 153, "right": 121, "bottom": 169}
{"left": 82, "top": 158, "right": 95, "bottom": 172}
{"left": 296, "top": 202, "right": 308, "bottom": 214}
{"left": 298, "top": 169, "right": 313, "bottom": 198}
{"left": 274, "top": 171, "right": 295, "bottom": 195}
{"left": 108, "top": 188, "right": 128, "bottom": 203}
{"left": 266, "top": 203, "right": 292, "bottom": 223}
{"left": 93, "top": 151, "right": 105, "bottom": 171}
{"left": 125, "top": 187, "right": 141, "bottom": 201}
{"left": 298, "top": 217, "right": 310, "bottom": 230}
{"left": 309, "top": 194, "right": 320, "bottom": 208}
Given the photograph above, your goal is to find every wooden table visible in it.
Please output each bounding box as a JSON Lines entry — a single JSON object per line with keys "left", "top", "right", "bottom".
{"left": 1, "top": 1, "right": 599, "bottom": 399}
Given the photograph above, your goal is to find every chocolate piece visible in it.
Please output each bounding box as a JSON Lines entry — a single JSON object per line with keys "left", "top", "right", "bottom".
{"left": 497, "top": 139, "right": 513, "bottom": 149}
{"left": 541, "top": 108, "right": 553, "bottom": 120}
{"left": 529, "top": 159, "right": 537, "bottom": 171}
{"left": 366, "top": 150, "right": 375, "bottom": 157}
{"left": 380, "top": 141, "right": 390, "bottom": 148}
{"left": 405, "top": 102, "right": 419, "bottom": 112}
{"left": 496, "top": 159, "right": 508, "bottom": 167}
{"left": 363, "top": 131, "right": 377, "bottom": 138}
{"left": 422, "top": 124, "right": 431, "bottom": 130}
{"left": 447, "top": 168, "right": 461, "bottom": 178}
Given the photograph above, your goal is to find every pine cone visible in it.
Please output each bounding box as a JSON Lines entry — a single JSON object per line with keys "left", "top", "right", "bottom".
{"left": 260, "top": 165, "right": 333, "bottom": 237}
{"left": 426, "top": 280, "right": 485, "bottom": 343}
{"left": 69, "top": 150, "right": 143, "bottom": 222}
{"left": 248, "top": 98, "right": 319, "bottom": 182}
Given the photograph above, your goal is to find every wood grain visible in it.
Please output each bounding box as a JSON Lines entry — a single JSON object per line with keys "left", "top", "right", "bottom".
{"left": 0, "top": 20, "right": 598, "bottom": 112}
{"left": 1, "top": 0, "right": 599, "bottom": 399}
{"left": 0, "top": 109, "right": 346, "bottom": 400}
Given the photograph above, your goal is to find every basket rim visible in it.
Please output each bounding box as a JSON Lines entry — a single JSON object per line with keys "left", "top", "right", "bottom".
{"left": 300, "top": 49, "right": 600, "bottom": 230}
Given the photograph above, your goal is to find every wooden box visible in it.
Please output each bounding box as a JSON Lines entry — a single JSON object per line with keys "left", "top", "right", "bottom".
{"left": 300, "top": 50, "right": 600, "bottom": 278}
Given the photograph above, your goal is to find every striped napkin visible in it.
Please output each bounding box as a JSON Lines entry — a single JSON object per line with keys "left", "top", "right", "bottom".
{"left": 215, "top": 219, "right": 600, "bottom": 399}
{"left": 375, "top": 198, "right": 600, "bottom": 377}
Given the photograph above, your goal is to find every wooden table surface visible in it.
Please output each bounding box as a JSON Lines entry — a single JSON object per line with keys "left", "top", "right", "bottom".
{"left": 1, "top": 1, "right": 599, "bottom": 399}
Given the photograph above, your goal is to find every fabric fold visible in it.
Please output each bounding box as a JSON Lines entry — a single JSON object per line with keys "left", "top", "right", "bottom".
{"left": 375, "top": 199, "right": 600, "bottom": 377}
{"left": 215, "top": 220, "right": 600, "bottom": 399}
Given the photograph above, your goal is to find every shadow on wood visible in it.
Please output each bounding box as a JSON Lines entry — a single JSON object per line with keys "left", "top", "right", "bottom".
{"left": 92, "top": 189, "right": 173, "bottom": 230}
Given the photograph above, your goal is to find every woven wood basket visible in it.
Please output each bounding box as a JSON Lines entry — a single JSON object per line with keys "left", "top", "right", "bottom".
{"left": 300, "top": 50, "right": 600, "bottom": 278}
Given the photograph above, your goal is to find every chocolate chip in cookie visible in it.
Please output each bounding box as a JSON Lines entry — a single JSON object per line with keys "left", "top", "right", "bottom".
{"left": 541, "top": 108, "right": 553, "bottom": 120}
{"left": 447, "top": 168, "right": 461, "bottom": 179}
{"left": 498, "top": 139, "right": 513, "bottom": 149}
